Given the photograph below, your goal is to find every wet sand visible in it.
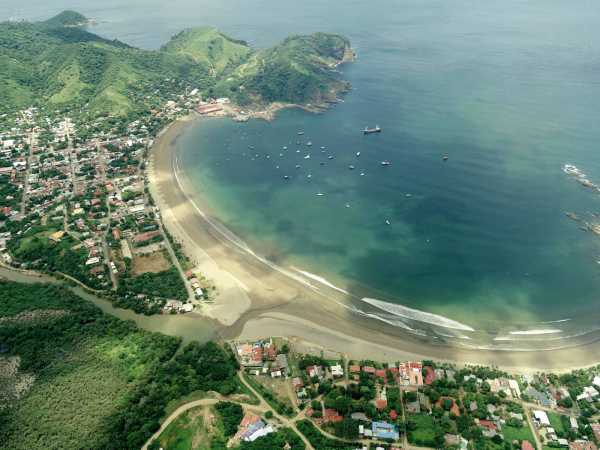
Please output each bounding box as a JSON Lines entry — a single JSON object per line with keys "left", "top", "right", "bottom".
{"left": 147, "top": 116, "right": 600, "bottom": 373}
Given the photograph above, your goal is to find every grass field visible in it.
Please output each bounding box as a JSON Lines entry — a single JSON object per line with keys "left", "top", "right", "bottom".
{"left": 153, "top": 406, "right": 215, "bottom": 450}
{"left": 503, "top": 424, "right": 535, "bottom": 444}
{"left": 407, "top": 413, "right": 437, "bottom": 446}
{"left": 548, "top": 412, "right": 566, "bottom": 434}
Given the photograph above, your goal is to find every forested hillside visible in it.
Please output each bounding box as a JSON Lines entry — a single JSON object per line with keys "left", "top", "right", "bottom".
{"left": 0, "top": 11, "right": 352, "bottom": 116}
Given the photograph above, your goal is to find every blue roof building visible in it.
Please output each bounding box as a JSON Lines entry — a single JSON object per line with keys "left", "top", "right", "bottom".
{"left": 372, "top": 421, "right": 399, "bottom": 440}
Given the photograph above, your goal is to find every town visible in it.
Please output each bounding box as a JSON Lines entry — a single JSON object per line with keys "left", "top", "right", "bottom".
{"left": 0, "top": 80, "right": 230, "bottom": 315}
{"left": 197, "top": 336, "right": 600, "bottom": 450}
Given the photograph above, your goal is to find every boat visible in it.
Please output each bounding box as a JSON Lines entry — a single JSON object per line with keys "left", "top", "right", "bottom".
{"left": 360, "top": 172, "right": 365, "bottom": 176}
{"left": 385, "top": 219, "right": 391, "bottom": 225}
{"left": 320, "top": 162, "right": 325, "bottom": 166}
{"left": 381, "top": 161, "right": 391, "bottom": 166}
{"left": 307, "top": 174, "right": 312, "bottom": 179}
{"left": 283, "top": 175, "right": 290, "bottom": 180}
{"left": 304, "top": 154, "right": 311, "bottom": 159}
{"left": 320, "top": 146, "right": 326, "bottom": 150}
{"left": 295, "top": 165, "right": 301, "bottom": 169}
{"left": 316, "top": 192, "right": 325, "bottom": 197}
{"left": 328, "top": 155, "right": 334, "bottom": 160}
{"left": 307, "top": 141, "right": 313, "bottom": 147}
{"left": 443, "top": 155, "right": 449, "bottom": 161}
{"left": 349, "top": 165, "right": 355, "bottom": 170}
{"left": 283, "top": 146, "right": 287, "bottom": 150}
{"left": 345, "top": 203, "right": 351, "bottom": 208}
{"left": 297, "top": 131, "right": 305, "bottom": 135}
{"left": 296, "top": 149, "right": 300, "bottom": 153}
{"left": 563, "top": 164, "right": 581, "bottom": 176}
{"left": 363, "top": 125, "right": 381, "bottom": 135}
{"left": 356, "top": 152, "right": 361, "bottom": 157}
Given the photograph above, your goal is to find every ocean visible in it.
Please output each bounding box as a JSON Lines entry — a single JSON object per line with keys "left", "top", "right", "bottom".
{"left": 4, "top": 0, "right": 600, "bottom": 342}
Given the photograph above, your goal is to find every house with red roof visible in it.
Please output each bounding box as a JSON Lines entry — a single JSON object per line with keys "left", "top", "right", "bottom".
{"left": 323, "top": 409, "right": 343, "bottom": 423}
{"left": 363, "top": 366, "right": 376, "bottom": 374}
{"left": 389, "top": 409, "right": 398, "bottom": 420}
{"left": 521, "top": 441, "right": 535, "bottom": 450}
{"left": 424, "top": 366, "right": 435, "bottom": 385}
{"left": 349, "top": 365, "right": 361, "bottom": 373}
{"left": 376, "top": 399, "right": 388, "bottom": 410}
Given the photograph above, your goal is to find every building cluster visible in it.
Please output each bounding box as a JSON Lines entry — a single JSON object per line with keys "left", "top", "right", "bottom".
{"left": 0, "top": 85, "right": 214, "bottom": 313}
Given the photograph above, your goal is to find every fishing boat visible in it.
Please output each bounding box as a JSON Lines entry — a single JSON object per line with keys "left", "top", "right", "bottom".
{"left": 349, "top": 165, "right": 355, "bottom": 170}
{"left": 443, "top": 155, "right": 449, "bottom": 161}
{"left": 320, "top": 146, "right": 326, "bottom": 150}
{"left": 283, "top": 175, "right": 290, "bottom": 180}
{"left": 295, "top": 165, "right": 301, "bottom": 169}
{"left": 381, "top": 161, "right": 391, "bottom": 166}
{"left": 283, "top": 146, "right": 287, "bottom": 150}
{"left": 316, "top": 192, "right": 325, "bottom": 197}
{"left": 307, "top": 141, "right": 313, "bottom": 147}
{"left": 356, "top": 152, "right": 361, "bottom": 157}
{"left": 304, "top": 154, "right": 311, "bottom": 159}
{"left": 297, "top": 131, "right": 305, "bottom": 135}
{"left": 385, "top": 219, "right": 391, "bottom": 225}
{"left": 328, "top": 155, "right": 334, "bottom": 160}
{"left": 363, "top": 125, "right": 381, "bottom": 135}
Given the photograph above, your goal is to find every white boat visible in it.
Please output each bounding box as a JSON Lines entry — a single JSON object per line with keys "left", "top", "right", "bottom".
{"left": 295, "top": 165, "right": 301, "bottom": 169}
{"left": 328, "top": 155, "right": 334, "bottom": 160}
{"left": 356, "top": 152, "right": 361, "bottom": 157}
{"left": 385, "top": 219, "right": 391, "bottom": 225}
{"left": 307, "top": 141, "right": 313, "bottom": 146}
{"left": 316, "top": 192, "right": 325, "bottom": 196}
{"left": 381, "top": 161, "right": 391, "bottom": 166}
{"left": 349, "top": 165, "right": 355, "bottom": 170}
{"left": 563, "top": 164, "right": 581, "bottom": 176}
{"left": 360, "top": 172, "right": 365, "bottom": 176}
{"left": 320, "top": 146, "right": 326, "bottom": 150}
{"left": 304, "top": 154, "right": 311, "bottom": 159}
{"left": 283, "top": 146, "right": 288, "bottom": 150}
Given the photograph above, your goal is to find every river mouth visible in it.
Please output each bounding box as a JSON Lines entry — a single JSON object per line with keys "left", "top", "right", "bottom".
{"left": 175, "top": 114, "right": 600, "bottom": 352}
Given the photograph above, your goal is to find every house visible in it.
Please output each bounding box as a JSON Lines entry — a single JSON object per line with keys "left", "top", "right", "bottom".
{"left": 569, "top": 441, "right": 596, "bottom": 450}
{"left": 526, "top": 386, "right": 556, "bottom": 408}
{"left": 522, "top": 441, "right": 535, "bottom": 450}
{"left": 372, "top": 421, "right": 399, "bottom": 441}
{"left": 349, "top": 365, "right": 361, "bottom": 374}
{"left": 577, "top": 386, "right": 599, "bottom": 402}
{"left": 351, "top": 412, "right": 369, "bottom": 422}
{"left": 323, "top": 409, "right": 343, "bottom": 423}
{"left": 274, "top": 354, "right": 289, "bottom": 375}
{"left": 363, "top": 366, "right": 376, "bottom": 375}
{"left": 292, "top": 377, "right": 304, "bottom": 391}
{"left": 570, "top": 417, "right": 579, "bottom": 430}
{"left": 424, "top": 366, "right": 435, "bottom": 385}
{"left": 376, "top": 399, "right": 387, "bottom": 410}
{"left": 331, "top": 364, "right": 344, "bottom": 377}
{"left": 307, "top": 365, "right": 324, "bottom": 379}
{"left": 533, "top": 410, "right": 550, "bottom": 426}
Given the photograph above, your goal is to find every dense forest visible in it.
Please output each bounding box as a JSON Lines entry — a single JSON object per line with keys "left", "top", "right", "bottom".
{"left": 0, "top": 280, "right": 241, "bottom": 450}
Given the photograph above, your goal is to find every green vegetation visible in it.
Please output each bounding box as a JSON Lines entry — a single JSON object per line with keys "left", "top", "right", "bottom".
{"left": 407, "top": 413, "right": 442, "bottom": 447}
{"left": 162, "top": 27, "right": 251, "bottom": 73}
{"left": 214, "top": 401, "right": 243, "bottom": 437}
{"left": 215, "top": 33, "right": 351, "bottom": 105}
{"left": 0, "top": 280, "right": 241, "bottom": 450}
{"left": 296, "top": 419, "right": 358, "bottom": 450}
{"left": 502, "top": 424, "right": 535, "bottom": 444}
{"left": 0, "top": 11, "right": 351, "bottom": 116}
{"left": 120, "top": 266, "right": 187, "bottom": 300}
{"left": 150, "top": 406, "right": 211, "bottom": 450}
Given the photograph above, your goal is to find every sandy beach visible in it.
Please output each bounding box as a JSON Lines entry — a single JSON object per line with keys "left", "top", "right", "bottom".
{"left": 147, "top": 116, "right": 600, "bottom": 373}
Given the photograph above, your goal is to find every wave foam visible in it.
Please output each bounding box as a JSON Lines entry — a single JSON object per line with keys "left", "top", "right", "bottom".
{"left": 361, "top": 297, "right": 475, "bottom": 331}
{"left": 291, "top": 267, "right": 349, "bottom": 295}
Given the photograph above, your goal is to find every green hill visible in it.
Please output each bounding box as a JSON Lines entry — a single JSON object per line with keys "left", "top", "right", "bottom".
{"left": 0, "top": 11, "right": 352, "bottom": 116}
{"left": 161, "top": 27, "right": 252, "bottom": 73}
{"left": 215, "top": 32, "right": 353, "bottom": 105}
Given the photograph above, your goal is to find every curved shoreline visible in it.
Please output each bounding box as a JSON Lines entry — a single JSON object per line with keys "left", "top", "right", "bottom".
{"left": 147, "top": 115, "right": 600, "bottom": 373}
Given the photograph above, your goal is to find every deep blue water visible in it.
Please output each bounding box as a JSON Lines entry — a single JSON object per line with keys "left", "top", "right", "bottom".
{"left": 4, "top": 0, "right": 600, "bottom": 331}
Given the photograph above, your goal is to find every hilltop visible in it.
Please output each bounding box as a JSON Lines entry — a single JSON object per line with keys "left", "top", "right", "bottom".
{"left": 0, "top": 11, "right": 352, "bottom": 117}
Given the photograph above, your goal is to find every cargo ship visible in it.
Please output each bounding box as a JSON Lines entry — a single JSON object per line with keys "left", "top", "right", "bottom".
{"left": 363, "top": 125, "right": 381, "bottom": 135}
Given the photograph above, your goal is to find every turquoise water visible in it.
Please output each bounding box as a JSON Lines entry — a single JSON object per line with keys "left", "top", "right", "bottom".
{"left": 4, "top": 1, "right": 600, "bottom": 334}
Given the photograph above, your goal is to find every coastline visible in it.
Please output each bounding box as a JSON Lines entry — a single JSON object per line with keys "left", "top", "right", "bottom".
{"left": 147, "top": 114, "right": 600, "bottom": 373}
